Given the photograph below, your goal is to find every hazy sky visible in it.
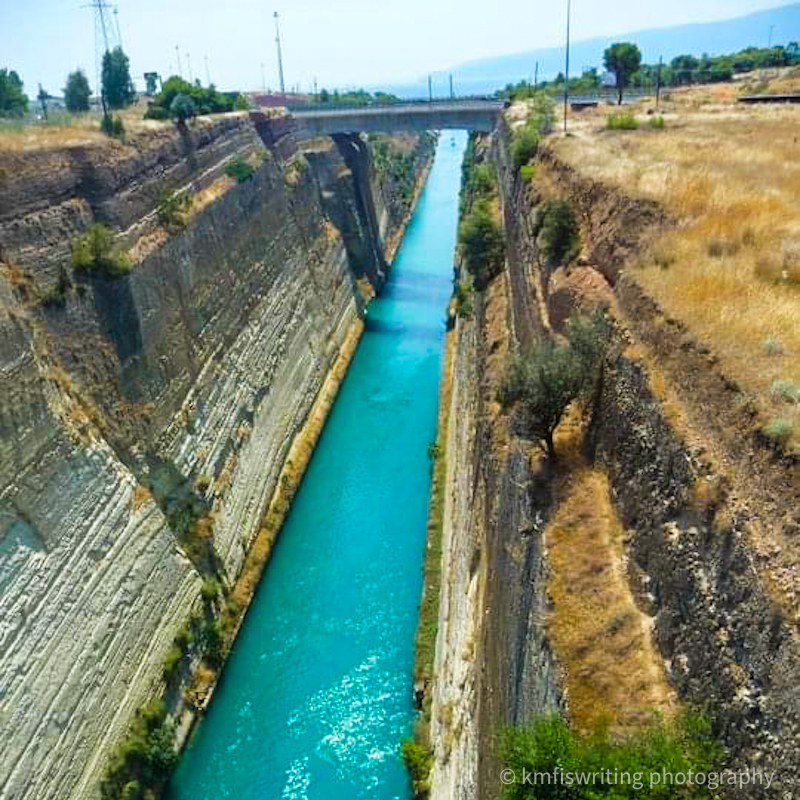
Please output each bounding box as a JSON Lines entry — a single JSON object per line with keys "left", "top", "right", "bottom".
{"left": 2, "top": 0, "right": 793, "bottom": 95}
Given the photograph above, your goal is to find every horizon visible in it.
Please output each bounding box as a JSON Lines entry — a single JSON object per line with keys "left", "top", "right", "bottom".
{"left": 3, "top": 0, "right": 796, "bottom": 97}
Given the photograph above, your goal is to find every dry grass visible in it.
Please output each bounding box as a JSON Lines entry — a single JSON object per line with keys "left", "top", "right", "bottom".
{"left": 555, "top": 105, "right": 800, "bottom": 449}
{"left": 0, "top": 99, "right": 171, "bottom": 151}
{"left": 545, "top": 408, "right": 676, "bottom": 733}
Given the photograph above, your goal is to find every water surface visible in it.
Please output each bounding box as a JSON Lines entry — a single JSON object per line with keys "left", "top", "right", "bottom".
{"left": 168, "top": 131, "right": 468, "bottom": 800}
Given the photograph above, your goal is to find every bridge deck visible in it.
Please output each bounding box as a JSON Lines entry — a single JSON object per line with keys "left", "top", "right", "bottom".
{"left": 291, "top": 100, "right": 505, "bottom": 135}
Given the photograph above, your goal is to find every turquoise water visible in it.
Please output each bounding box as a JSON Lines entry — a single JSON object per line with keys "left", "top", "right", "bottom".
{"left": 167, "top": 131, "right": 468, "bottom": 800}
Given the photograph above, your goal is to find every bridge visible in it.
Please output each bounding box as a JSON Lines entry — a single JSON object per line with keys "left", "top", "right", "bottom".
{"left": 289, "top": 98, "right": 506, "bottom": 135}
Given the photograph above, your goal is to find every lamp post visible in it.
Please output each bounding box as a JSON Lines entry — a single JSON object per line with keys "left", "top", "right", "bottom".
{"left": 563, "top": 0, "right": 571, "bottom": 134}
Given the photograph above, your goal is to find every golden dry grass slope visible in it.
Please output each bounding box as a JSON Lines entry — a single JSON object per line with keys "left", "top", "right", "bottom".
{"left": 545, "top": 408, "right": 676, "bottom": 734}
{"left": 555, "top": 94, "right": 800, "bottom": 451}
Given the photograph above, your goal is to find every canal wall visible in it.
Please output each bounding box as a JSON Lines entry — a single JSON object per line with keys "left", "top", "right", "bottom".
{"left": 0, "top": 114, "right": 434, "bottom": 800}
{"left": 430, "top": 112, "right": 800, "bottom": 800}
{"left": 427, "top": 132, "right": 562, "bottom": 800}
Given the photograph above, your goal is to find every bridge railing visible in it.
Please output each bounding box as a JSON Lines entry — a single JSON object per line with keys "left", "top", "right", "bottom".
{"left": 287, "top": 96, "right": 505, "bottom": 113}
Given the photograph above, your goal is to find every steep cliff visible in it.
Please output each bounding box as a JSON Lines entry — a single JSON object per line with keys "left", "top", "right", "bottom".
{"left": 0, "top": 112, "right": 433, "bottom": 800}
{"left": 431, "top": 112, "right": 800, "bottom": 800}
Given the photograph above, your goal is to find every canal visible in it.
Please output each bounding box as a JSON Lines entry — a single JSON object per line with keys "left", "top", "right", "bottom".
{"left": 167, "top": 130, "right": 468, "bottom": 800}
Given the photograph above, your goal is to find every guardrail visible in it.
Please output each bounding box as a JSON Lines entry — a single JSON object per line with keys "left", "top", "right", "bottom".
{"left": 286, "top": 96, "right": 505, "bottom": 113}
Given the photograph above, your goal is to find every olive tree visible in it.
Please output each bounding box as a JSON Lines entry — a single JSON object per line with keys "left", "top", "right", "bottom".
{"left": 604, "top": 42, "right": 642, "bottom": 105}
{"left": 498, "top": 310, "right": 610, "bottom": 458}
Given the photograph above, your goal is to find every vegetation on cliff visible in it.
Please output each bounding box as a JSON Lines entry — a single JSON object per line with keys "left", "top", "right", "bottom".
{"left": 498, "top": 310, "right": 609, "bottom": 458}
{"left": 70, "top": 223, "right": 131, "bottom": 277}
{"left": 458, "top": 138, "right": 504, "bottom": 288}
{"left": 510, "top": 93, "right": 554, "bottom": 171}
{"left": 144, "top": 76, "right": 248, "bottom": 120}
{"left": 501, "top": 712, "right": 722, "bottom": 799}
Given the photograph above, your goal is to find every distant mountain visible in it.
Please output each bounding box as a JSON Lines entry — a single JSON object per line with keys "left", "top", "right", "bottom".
{"left": 377, "top": 2, "right": 800, "bottom": 98}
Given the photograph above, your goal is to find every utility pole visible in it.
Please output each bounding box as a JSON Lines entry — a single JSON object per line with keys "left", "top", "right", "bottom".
{"left": 534, "top": 61, "right": 539, "bottom": 88}
{"left": 84, "top": 0, "right": 118, "bottom": 104}
{"left": 449, "top": 74, "right": 454, "bottom": 99}
{"left": 769, "top": 24, "right": 775, "bottom": 48}
{"left": 656, "top": 56, "right": 663, "bottom": 106}
{"left": 563, "top": 0, "right": 571, "bottom": 134}
{"left": 428, "top": 75, "right": 433, "bottom": 102}
{"left": 187, "top": 53, "right": 193, "bottom": 84}
{"left": 204, "top": 55, "right": 211, "bottom": 85}
{"left": 260, "top": 63, "right": 266, "bottom": 93}
{"left": 274, "top": 12, "right": 286, "bottom": 98}
{"left": 175, "top": 44, "right": 183, "bottom": 78}
{"left": 113, "top": 7, "right": 122, "bottom": 48}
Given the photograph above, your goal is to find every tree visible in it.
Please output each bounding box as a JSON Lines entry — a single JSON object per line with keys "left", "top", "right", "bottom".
{"left": 169, "top": 93, "right": 196, "bottom": 125}
{"left": 102, "top": 47, "right": 135, "bottom": 109}
{"left": 604, "top": 42, "right": 642, "bottom": 104}
{"left": 670, "top": 54, "right": 699, "bottom": 85}
{"left": 0, "top": 68, "right": 29, "bottom": 116}
{"left": 498, "top": 310, "right": 609, "bottom": 458}
{"left": 64, "top": 69, "right": 91, "bottom": 112}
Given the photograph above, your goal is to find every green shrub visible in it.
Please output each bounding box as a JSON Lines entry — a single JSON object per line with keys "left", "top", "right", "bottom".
{"left": 100, "top": 113, "right": 125, "bottom": 139}
{"left": 40, "top": 267, "right": 71, "bottom": 308}
{"left": 144, "top": 105, "right": 169, "bottom": 121}
{"left": 535, "top": 198, "right": 580, "bottom": 266}
{"left": 459, "top": 199, "right": 505, "bottom": 288}
{"left": 70, "top": 223, "right": 131, "bottom": 278}
{"left": 606, "top": 112, "right": 639, "bottom": 131}
{"left": 771, "top": 378, "right": 800, "bottom": 403}
{"left": 761, "top": 336, "right": 784, "bottom": 356}
{"left": 470, "top": 163, "right": 496, "bottom": 197}
{"left": 157, "top": 186, "right": 193, "bottom": 232}
{"left": 454, "top": 280, "right": 474, "bottom": 319}
{"left": 146, "top": 76, "right": 243, "bottom": 119}
{"left": 174, "top": 624, "right": 192, "bottom": 650}
{"left": 501, "top": 712, "right": 722, "bottom": 799}
{"left": 402, "top": 738, "right": 433, "bottom": 789}
{"left": 648, "top": 114, "right": 665, "bottom": 130}
{"left": 520, "top": 165, "right": 537, "bottom": 182}
{"left": 763, "top": 418, "right": 794, "bottom": 444}
{"left": 162, "top": 644, "right": 183, "bottom": 682}
{"left": 512, "top": 125, "right": 540, "bottom": 171}
{"left": 498, "top": 310, "right": 609, "bottom": 457}
{"left": 100, "top": 701, "right": 178, "bottom": 800}
{"left": 200, "top": 577, "right": 221, "bottom": 604}
{"left": 225, "top": 157, "right": 255, "bottom": 183}
{"left": 170, "top": 93, "right": 197, "bottom": 124}
{"left": 200, "top": 618, "right": 225, "bottom": 666}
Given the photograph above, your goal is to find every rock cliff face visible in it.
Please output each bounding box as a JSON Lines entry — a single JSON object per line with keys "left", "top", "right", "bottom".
{"left": 429, "top": 132, "right": 561, "bottom": 800}
{"left": 0, "top": 113, "right": 433, "bottom": 800}
{"left": 432, "top": 119, "right": 799, "bottom": 800}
